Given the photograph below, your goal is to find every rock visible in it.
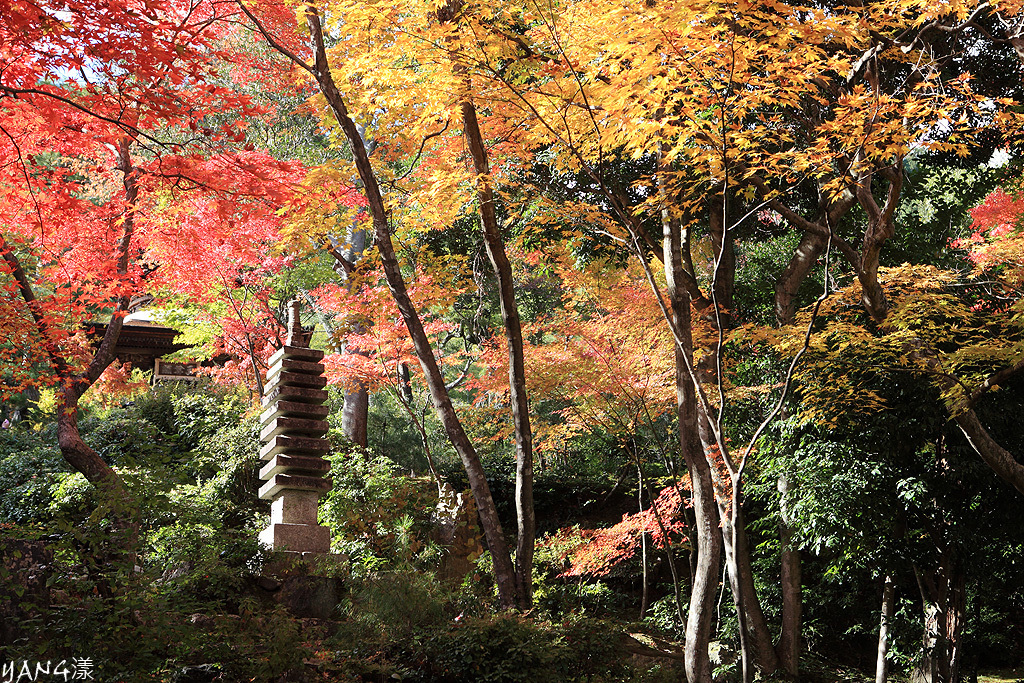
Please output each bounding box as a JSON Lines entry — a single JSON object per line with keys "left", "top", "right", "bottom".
{"left": 161, "top": 560, "right": 194, "bottom": 582}
{"left": 276, "top": 575, "right": 343, "bottom": 619}
{"left": 257, "top": 575, "right": 282, "bottom": 592}
{"left": 189, "top": 613, "right": 216, "bottom": 627}
{"left": 432, "top": 486, "right": 484, "bottom": 583}
{"left": 170, "top": 664, "right": 221, "bottom": 682}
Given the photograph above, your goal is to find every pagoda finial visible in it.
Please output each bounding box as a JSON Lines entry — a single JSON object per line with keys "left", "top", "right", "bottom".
{"left": 285, "top": 299, "right": 304, "bottom": 348}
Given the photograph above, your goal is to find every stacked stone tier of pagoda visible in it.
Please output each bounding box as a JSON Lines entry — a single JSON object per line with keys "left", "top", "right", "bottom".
{"left": 257, "top": 342, "right": 333, "bottom": 553}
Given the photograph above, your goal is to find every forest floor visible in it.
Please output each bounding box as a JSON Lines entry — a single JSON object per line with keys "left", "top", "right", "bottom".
{"left": 801, "top": 663, "right": 1024, "bottom": 682}
{"left": 978, "top": 670, "right": 1024, "bottom": 683}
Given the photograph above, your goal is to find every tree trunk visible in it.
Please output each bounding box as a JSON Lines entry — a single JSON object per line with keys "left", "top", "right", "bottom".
{"left": 664, "top": 202, "right": 721, "bottom": 683}
{"left": 775, "top": 231, "right": 827, "bottom": 325}
{"left": 1012, "top": 37, "right": 1024, "bottom": 64}
{"left": 461, "top": 99, "right": 535, "bottom": 608}
{"left": 6, "top": 136, "right": 141, "bottom": 508}
{"left": 679, "top": 358, "right": 724, "bottom": 683}
{"left": 777, "top": 473, "right": 802, "bottom": 679}
{"left": 876, "top": 575, "right": 896, "bottom": 683}
{"left": 954, "top": 408, "right": 1024, "bottom": 495}
{"left": 333, "top": 221, "right": 372, "bottom": 449}
{"left": 855, "top": 167, "right": 902, "bottom": 321}
{"left": 707, "top": 182, "right": 778, "bottom": 681}
{"left": 638, "top": 463, "right": 650, "bottom": 619}
{"left": 636, "top": 447, "right": 688, "bottom": 622}
{"left": 912, "top": 555, "right": 966, "bottom": 683}
{"left": 301, "top": 8, "right": 519, "bottom": 607}
{"left": 57, "top": 385, "right": 119, "bottom": 486}
{"left": 911, "top": 347, "right": 1024, "bottom": 496}
{"left": 720, "top": 501, "right": 781, "bottom": 677}
{"left": 342, "top": 381, "right": 369, "bottom": 448}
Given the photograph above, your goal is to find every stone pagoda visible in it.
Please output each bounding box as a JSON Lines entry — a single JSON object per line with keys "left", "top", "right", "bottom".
{"left": 258, "top": 301, "right": 333, "bottom": 553}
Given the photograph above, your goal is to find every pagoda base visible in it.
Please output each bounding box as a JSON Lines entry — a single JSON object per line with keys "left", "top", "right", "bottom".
{"left": 259, "top": 523, "right": 331, "bottom": 553}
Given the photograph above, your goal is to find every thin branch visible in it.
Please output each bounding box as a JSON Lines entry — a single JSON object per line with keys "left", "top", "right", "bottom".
{"left": 0, "top": 234, "right": 68, "bottom": 376}
{"left": 391, "top": 120, "right": 450, "bottom": 183}
{"left": 0, "top": 123, "right": 46, "bottom": 235}
{"left": 968, "top": 357, "right": 1024, "bottom": 408}
{"left": 235, "top": 1, "right": 316, "bottom": 75}
{"left": 85, "top": 136, "right": 139, "bottom": 385}
{"left": 0, "top": 85, "right": 172, "bottom": 149}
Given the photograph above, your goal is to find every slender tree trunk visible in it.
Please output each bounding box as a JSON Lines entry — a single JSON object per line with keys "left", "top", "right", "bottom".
{"left": 302, "top": 8, "right": 520, "bottom": 607}
{"left": 719, "top": 501, "right": 781, "bottom": 677}
{"left": 876, "top": 575, "right": 896, "bottom": 683}
{"left": 664, "top": 200, "right": 721, "bottom": 683}
{"left": 777, "top": 473, "right": 802, "bottom": 679}
{"left": 854, "top": 167, "right": 902, "bottom": 322}
{"left": 461, "top": 99, "right": 535, "bottom": 608}
{"left": 707, "top": 187, "right": 777, "bottom": 681}
{"left": 638, "top": 463, "right": 650, "bottom": 618}
{"left": 708, "top": 193, "right": 735, "bottom": 326}
{"left": 635, "top": 449, "right": 687, "bottom": 623}
{"left": 679, "top": 362, "right": 724, "bottom": 683}
{"left": 335, "top": 299, "right": 370, "bottom": 448}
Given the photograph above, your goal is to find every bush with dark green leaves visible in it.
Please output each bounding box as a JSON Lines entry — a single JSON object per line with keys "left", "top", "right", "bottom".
{"left": 396, "top": 613, "right": 639, "bottom": 683}
{"left": 0, "top": 429, "right": 66, "bottom": 524}
{"left": 321, "top": 445, "right": 441, "bottom": 572}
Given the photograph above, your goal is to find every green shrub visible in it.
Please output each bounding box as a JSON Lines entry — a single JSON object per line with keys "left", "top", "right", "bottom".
{"left": 189, "top": 416, "right": 264, "bottom": 526}
{"left": 148, "top": 522, "right": 262, "bottom": 608}
{"left": 171, "top": 392, "right": 247, "bottom": 450}
{"left": 0, "top": 429, "right": 66, "bottom": 524}
{"left": 395, "top": 614, "right": 632, "bottom": 683}
{"left": 13, "top": 589, "right": 306, "bottom": 682}
{"left": 348, "top": 570, "right": 451, "bottom": 639}
{"left": 643, "top": 592, "right": 687, "bottom": 640}
{"left": 83, "top": 416, "right": 175, "bottom": 467}
{"left": 321, "top": 447, "right": 440, "bottom": 572}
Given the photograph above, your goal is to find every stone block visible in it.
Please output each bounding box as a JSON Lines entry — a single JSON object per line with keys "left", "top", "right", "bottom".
{"left": 261, "top": 400, "right": 329, "bottom": 424}
{"left": 261, "top": 385, "right": 328, "bottom": 408}
{"left": 267, "top": 371, "right": 327, "bottom": 389}
{"left": 260, "top": 416, "right": 329, "bottom": 441}
{"left": 270, "top": 490, "right": 321, "bottom": 525}
{"left": 259, "top": 473, "right": 332, "bottom": 500}
{"left": 269, "top": 345, "right": 325, "bottom": 366}
{"left": 259, "top": 454, "right": 331, "bottom": 480}
{"left": 259, "top": 523, "right": 331, "bottom": 553}
{"left": 260, "top": 435, "right": 331, "bottom": 460}
{"left": 268, "top": 358, "right": 326, "bottom": 380}
{"left": 277, "top": 575, "right": 342, "bottom": 619}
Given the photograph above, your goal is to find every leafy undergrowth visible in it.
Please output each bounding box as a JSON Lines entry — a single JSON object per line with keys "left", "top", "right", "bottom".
{"left": 798, "top": 655, "right": 874, "bottom": 683}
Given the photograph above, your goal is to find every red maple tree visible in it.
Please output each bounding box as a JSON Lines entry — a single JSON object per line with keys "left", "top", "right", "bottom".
{"left": 0, "top": 0, "right": 302, "bottom": 508}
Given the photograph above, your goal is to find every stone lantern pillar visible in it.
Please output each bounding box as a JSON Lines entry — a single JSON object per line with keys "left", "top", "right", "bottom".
{"left": 257, "top": 301, "right": 333, "bottom": 553}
